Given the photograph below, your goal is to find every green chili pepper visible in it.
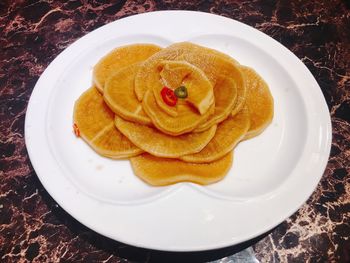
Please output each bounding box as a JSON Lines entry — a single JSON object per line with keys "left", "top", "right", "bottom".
{"left": 174, "top": 86, "right": 188, "bottom": 99}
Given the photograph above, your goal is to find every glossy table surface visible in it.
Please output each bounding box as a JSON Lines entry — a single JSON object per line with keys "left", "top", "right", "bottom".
{"left": 0, "top": 1, "right": 349, "bottom": 262}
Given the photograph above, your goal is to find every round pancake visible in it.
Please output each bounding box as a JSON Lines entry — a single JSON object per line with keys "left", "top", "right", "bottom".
{"left": 115, "top": 115, "right": 217, "bottom": 158}
{"left": 142, "top": 89, "right": 215, "bottom": 136}
{"left": 93, "top": 44, "right": 162, "bottom": 92}
{"left": 131, "top": 151, "right": 233, "bottom": 186}
{"left": 103, "top": 63, "right": 152, "bottom": 125}
{"left": 240, "top": 66, "right": 274, "bottom": 139}
{"left": 178, "top": 43, "right": 246, "bottom": 116}
{"left": 194, "top": 74, "right": 237, "bottom": 132}
{"left": 181, "top": 107, "right": 250, "bottom": 163}
{"left": 134, "top": 42, "right": 245, "bottom": 116}
{"left": 153, "top": 60, "right": 214, "bottom": 117}
{"left": 73, "top": 87, "right": 143, "bottom": 158}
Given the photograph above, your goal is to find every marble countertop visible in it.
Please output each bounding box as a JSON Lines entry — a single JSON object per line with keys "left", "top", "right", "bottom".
{"left": 0, "top": 0, "right": 349, "bottom": 262}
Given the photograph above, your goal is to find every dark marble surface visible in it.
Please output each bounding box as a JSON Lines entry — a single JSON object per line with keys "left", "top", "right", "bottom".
{"left": 0, "top": 0, "right": 349, "bottom": 262}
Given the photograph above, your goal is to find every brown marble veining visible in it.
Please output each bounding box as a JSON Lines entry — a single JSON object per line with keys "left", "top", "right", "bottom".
{"left": 0, "top": 0, "right": 349, "bottom": 262}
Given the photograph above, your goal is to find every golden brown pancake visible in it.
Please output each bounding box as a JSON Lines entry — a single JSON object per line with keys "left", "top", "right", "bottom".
{"left": 131, "top": 152, "right": 233, "bottom": 186}
{"left": 142, "top": 89, "right": 215, "bottom": 136}
{"left": 115, "top": 115, "right": 217, "bottom": 158}
{"left": 194, "top": 74, "right": 237, "bottom": 132}
{"left": 153, "top": 60, "right": 214, "bottom": 116}
{"left": 73, "top": 87, "right": 143, "bottom": 158}
{"left": 134, "top": 42, "right": 245, "bottom": 116}
{"left": 240, "top": 66, "right": 274, "bottom": 139}
{"left": 103, "top": 63, "right": 152, "bottom": 126}
{"left": 181, "top": 107, "right": 250, "bottom": 163}
{"left": 93, "top": 44, "right": 162, "bottom": 92}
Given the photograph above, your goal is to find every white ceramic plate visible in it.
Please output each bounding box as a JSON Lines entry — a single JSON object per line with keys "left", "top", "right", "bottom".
{"left": 25, "top": 11, "right": 331, "bottom": 251}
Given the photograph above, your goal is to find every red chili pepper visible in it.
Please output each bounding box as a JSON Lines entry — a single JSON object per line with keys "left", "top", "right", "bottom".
{"left": 161, "top": 86, "right": 177, "bottom": 106}
{"left": 73, "top": 123, "right": 80, "bottom": 137}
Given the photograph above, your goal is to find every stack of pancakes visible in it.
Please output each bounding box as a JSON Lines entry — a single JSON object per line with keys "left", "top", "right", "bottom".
{"left": 73, "top": 43, "right": 273, "bottom": 186}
